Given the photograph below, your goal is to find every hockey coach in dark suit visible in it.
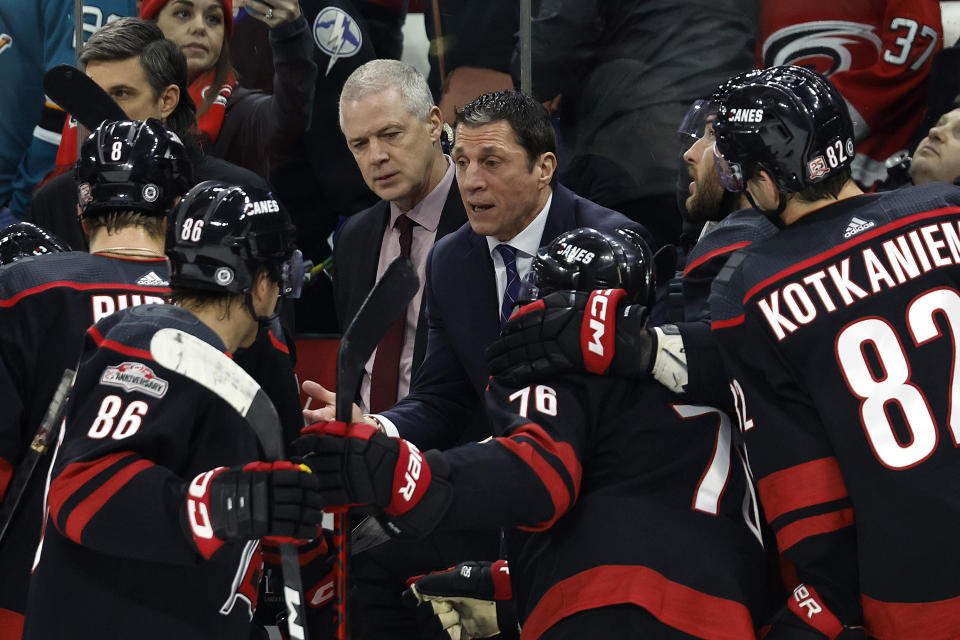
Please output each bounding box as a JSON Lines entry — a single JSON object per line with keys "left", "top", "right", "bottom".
{"left": 331, "top": 60, "right": 467, "bottom": 416}
{"left": 304, "top": 89, "right": 648, "bottom": 639}
{"left": 308, "top": 89, "right": 648, "bottom": 450}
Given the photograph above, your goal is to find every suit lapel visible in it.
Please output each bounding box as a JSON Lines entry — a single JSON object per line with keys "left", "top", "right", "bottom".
{"left": 357, "top": 201, "right": 391, "bottom": 291}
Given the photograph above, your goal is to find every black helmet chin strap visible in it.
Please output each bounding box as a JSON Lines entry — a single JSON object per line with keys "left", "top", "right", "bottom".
{"left": 743, "top": 189, "right": 788, "bottom": 228}
{"left": 244, "top": 291, "right": 280, "bottom": 330}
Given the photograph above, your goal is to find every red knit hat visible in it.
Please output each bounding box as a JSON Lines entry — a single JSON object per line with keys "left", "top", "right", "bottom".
{"left": 140, "top": 0, "right": 234, "bottom": 40}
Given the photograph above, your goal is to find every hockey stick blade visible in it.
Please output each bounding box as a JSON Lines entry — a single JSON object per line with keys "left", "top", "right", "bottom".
{"left": 150, "top": 328, "right": 283, "bottom": 459}
{"left": 149, "top": 328, "right": 308, "bottom": 640}
{"left": 0, "top": 368, "right": 74, "bottom": 547}
{"left": 43, "top": 64, "right": 128, "bottom": 131}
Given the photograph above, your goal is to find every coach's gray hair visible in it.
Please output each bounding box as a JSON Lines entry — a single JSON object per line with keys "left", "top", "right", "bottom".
{"left": 339, "top": 59, "right": 434, "bottom": 130}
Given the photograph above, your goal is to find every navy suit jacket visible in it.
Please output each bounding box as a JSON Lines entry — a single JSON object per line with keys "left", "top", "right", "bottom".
{"left": 381, "top": 183, "right": 647, "bottom": 449}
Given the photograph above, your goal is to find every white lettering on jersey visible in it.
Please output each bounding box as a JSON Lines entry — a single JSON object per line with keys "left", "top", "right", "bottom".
{"left": 91, "top": 294, "right": 165, "bottom": 322}
{"left": 754, "top": 220, "right": 960, "bottom": 340}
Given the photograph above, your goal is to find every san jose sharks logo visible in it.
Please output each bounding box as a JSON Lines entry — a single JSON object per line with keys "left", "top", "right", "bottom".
{"left": 0, "top": 34, "right": 11, "bottom": 55}
{"left": 313, "top": 6, "right": 362, "bottom": 76}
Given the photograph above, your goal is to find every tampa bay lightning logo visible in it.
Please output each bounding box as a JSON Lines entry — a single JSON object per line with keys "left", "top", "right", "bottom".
{"left": 314, "top": 7, "right": 362, "bottom": 75}
{"left": 762, "top": 21, "right": 882, "bottom": 76}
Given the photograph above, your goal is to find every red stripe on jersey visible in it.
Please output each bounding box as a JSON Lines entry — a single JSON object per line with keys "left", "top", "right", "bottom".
{"left": 775, "top": 508, "right": 854, "bottom": 553}
{"left": 683, "top": 241, "right": 752, "bottom": 276}
{"left": 521, "top": 564, "right": 756, "bottom": 640}
{"left": 496, "top": 423, "right": 582, "bottom": 531}
{"left": 742, "top": 207, "right": 960, "bottom": 304}
{"left": 711, "top": 315, "right": 744, "bottom": 330}
{"left": 863, "top": 592, "right": 960, "bottom": 640}
{"left": 0, "top": 280, "right": 170, "bottom": 307}
{"left": 87, "top": 325, "right": 154, "bottom": 360}
{"left": 49, "top": 451, "right": 135, "bottom": 524}
{"left": 268, "top": 330, "right": 290, "bottom": 355}
{"left": 757, "top": 457, "right": 849, "bottom": 523}
{"left": 0, "top": 458, "right": 12, "bottom": 501}
{"left": 64, "top": 458, "right": 154, "bottom": 544}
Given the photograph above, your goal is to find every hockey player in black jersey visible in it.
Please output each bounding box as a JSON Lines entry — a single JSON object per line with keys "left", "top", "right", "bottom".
{"left": 22, "top": 180, "right": 324, "bottom": 640}
{"left": 0, "top": 118, "right": 191, "bottom": 638}
{"left": 292, "top": 227, "right": 770, "bottom": 639}
{"left": 707, "top": 65, "right": 960, "bottom": 639}
{"left": 486, "top": 88, "right": 778, "bottom": 412}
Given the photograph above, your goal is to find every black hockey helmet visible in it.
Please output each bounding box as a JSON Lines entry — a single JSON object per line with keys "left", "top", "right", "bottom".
{"left": 519, "top": 226, "right": 654, "bottom": 306}
{"left": 712, "top": 65, "right": 855, "bottom": 194}
{"left": 0, "top": 222, "right": 71, "bottom": 265}
{"left": 76, "top": 118, "right": 193, "bottom": 217}
{"left": 167, "top": 180, "right": 302, "bottom": 298}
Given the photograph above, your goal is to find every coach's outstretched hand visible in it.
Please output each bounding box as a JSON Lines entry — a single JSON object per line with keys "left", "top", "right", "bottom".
{"left": 291, "top": 421, "right": 453, "bottom": 538}
{"left": 486, "top": 289, "right": 651, "bottom": 387}
{"left": 403, "top": 560, "right": 519, "bottom": 640}
{"left": 184, "top": 461, "right": 324, "bottom": 559}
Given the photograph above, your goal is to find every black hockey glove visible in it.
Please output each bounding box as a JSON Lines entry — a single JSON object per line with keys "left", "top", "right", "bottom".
{"left": 291, "top": 421, "right": 453, "bottom": 538}
{"left": 762, "top": 585, "right": 866, "bottom": 640}
{"left": 486, "top": 289, "right": 652, "bottom": 387}
{"left": 402, "top": 560, "right": 519, "bottom": 640}
{"left": 184, "top": 461, "right": 325, "bottom": 559}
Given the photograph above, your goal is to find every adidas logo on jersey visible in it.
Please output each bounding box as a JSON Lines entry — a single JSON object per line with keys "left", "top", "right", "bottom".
{"left": 843, "top": 216, "right": 875, "bottom": 238}
{"left": 137, "top": 271, "right": 168, "bottom": 286}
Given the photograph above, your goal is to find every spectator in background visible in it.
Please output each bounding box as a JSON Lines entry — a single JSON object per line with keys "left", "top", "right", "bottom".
{"left": 230, "top": 0, "right": 381, "bottom": 333}
{"left": 29, "top": 18, "right": 270, "bottom": 251}
{"left": 140, "top": 0, "right": 317, "bottom": 180}
{"left": 0, "top": 0, "right": 135, "bottom": 227}
{"left": 423, "top": 0, "right": 516, "bottom": 123}
{"left": 758, "top": 0, "right": 943, "bottom": 188}
{"left": 520, "top": 0, "right": 758, "bottom": 250}
{"left": 909, "top": 104, "right": 960, "bottom": 185}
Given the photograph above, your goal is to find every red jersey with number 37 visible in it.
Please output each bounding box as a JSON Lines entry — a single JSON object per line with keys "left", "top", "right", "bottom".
{"left": 710, "top": 182, "right": 960, "bottom": 639}
{"left": 758, "top": 0, "right": 943, "bottom": 186}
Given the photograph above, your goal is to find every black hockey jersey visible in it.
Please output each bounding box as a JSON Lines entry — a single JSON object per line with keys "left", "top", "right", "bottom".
{"left": 435, "top": 370, "right": 769, "bottom": 639}
{"left": 23, "top": 304, "right": 267, "bottom": 640}
{"left": 710, "top": 182, "right": 960, "bottom": 638}
{"left": 678, "top": 209, "right": 779, "bottom": 410}
{"left": 0, "top": 251, "right": 167, "bottom": 621}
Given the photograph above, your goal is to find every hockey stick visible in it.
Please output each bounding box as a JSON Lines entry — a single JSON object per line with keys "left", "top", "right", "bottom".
{"left": 0, "top": 368, "right": 74, "bottom": 547}
{"left": 43, "top": 64, "right": 128, "bottom": 131}
{"left": 333, "top": 255, "right": 420, "bottom": 640}
{"left": 149, "top": 328, "right": 308, "bottom": 640}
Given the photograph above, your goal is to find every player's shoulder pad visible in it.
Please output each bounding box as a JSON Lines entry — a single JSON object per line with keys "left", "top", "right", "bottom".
{"left": 686, "top": 208, "right": 778, "bottom": 272}
{"left": 91, "top": 304, "right": 226, "bottom": 354}
{"left": 877, "top": 181, "right": 960, "bottom": 219}
{"left": 0, "top": 251, "right": 92, "bottom": 299}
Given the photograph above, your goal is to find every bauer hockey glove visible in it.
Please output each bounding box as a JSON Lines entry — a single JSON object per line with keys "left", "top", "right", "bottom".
{"left": 184, "top": 461, "right": 325, "bottom": 559}
{"left": 402, "top": 560, "right": 519, "bottom": 640}
{"left": 291, "top": 421, "right": 453, "bottom": 538}
{"left": 486, "top": 289, "right": 653, "bottom": 385}
{"left": 761, "top": 584, "right": 866, "bottom": 640}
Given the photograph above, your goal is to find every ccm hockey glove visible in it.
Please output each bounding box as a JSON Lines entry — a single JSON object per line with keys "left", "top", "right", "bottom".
{"left": 762, "top": 584, "right": 866, "bottom": 640}
{"left": 486, "top": 289, "right": 652, "bottom": 386}
{"left": 291, "top": 421, "right": 453, "bottom": 538}
{"left": 403, "top": 560, "right": 519, "bottom": 640}
{"left": 184, "top": 461, "right": 325, "bottom": 559}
